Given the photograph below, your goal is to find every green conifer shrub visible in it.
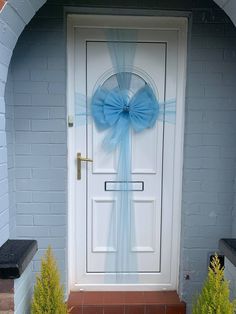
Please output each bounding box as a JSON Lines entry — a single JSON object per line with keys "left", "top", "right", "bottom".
{"left": 192, "top": 254, "right": 236, "bottom": 314}
{"left": 31, "top": 246, "right": 68, "bottom": 314}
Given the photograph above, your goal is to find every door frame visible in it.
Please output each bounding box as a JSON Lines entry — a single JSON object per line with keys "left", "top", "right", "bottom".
{"left": 67, "top": 13, "right": 188, "bottom": 292}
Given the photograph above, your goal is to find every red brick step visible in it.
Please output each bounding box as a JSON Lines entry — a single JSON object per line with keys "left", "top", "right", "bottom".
{"left": 67, "top": 291, "right": 186, "bottom": 314}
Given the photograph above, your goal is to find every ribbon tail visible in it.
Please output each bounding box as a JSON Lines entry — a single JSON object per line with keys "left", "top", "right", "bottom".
{"left": 103, "top": 114, "right": 130, "bottom": 151}
{"left": 116, "top": 133, "right": 130, "bottom": 278}
{"left": 115, "top": 127, "right": 137, "bottom": 281}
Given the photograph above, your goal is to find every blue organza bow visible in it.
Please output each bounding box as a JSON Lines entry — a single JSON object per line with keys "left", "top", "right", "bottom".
{"left": 92, "top": 85, "right": 159, "bottom": 150}
{"left": 91, "top": 83, "right": 160, "bottom": 281}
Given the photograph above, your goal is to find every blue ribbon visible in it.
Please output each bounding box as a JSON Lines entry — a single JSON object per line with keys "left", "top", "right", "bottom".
{"left": 91, "top": 83, "right": 160, "bottom": 281}
{"left": 92, "top": 84, "right": 159, "bottom": 150}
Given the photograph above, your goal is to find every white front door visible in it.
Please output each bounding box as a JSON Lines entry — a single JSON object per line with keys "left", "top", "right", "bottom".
{"left": 68, "top": 15, "right": 187, "bottom": 291}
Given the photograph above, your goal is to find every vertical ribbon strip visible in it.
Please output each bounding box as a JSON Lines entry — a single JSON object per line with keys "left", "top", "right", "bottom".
{"left": 91, "top": 30, "right": 160, "bottom": 282}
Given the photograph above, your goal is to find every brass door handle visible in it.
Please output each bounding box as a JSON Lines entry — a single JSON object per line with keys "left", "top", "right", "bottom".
{"left": 77, "top": 153, "right": 93, "bottom": 180}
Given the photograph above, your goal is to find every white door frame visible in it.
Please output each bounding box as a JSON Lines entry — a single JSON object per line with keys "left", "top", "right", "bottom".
{"left": 67, "top": 14, "right": 188, "bottom": 292}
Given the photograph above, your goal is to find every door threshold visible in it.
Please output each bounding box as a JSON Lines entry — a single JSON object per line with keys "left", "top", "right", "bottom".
{"left": 67, "top": 291, "right": 186, "bottom": 313}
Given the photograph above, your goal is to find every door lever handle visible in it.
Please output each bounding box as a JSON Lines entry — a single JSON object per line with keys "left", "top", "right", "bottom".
{"left": 78, "top": 155, "right": 93, "bottom": 162}
{"left": 77, "top": 153, "right": 93, "bottom": 180}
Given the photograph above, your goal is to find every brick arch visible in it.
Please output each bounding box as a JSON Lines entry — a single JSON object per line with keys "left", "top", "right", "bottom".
{"left": 0, "top": 0, "right": 235, "bottom": 93}
{"left": 0, "top": 0, "right": 46, "bottom": 78}
{"left": 214, "top": 0, "right": 236, "bottom": 25}
{"left": 0, "top": 0, "right": 234, "bottom": 100}
{"left": 0, "top": 0, "right": 46, "bottom": 246}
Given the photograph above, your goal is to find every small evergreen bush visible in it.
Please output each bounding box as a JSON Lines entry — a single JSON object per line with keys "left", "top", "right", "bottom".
{"left": 192, "top": 254, "right": 236, "bottom": 314}
{"left": 31, "top": 246, "right": 68, "bottom": 314}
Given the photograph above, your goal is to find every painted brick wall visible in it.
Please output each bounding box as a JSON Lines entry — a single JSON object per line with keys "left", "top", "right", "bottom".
{"left": 233, "top": 183, "right": 236, "bottom": 237}
{"left": 0, "top": 78, "right": 9, "bottom": 246}
{"left": 180, "top": 19, "right": 236, "bottom": 308}
{"left": 5, "top": 66, "right": 16, "bottom": 238}
{"left": 5, "top": 0, "right": 236, "bottom": 312}
{"left": 0, "top": 0, "right": 47, "bottom": 255}
{"left": 9, "top": 12, "right": 67, "bottom": 284}
{"left": 233, "top": 165, "right": 236, "bottom": 238}
{"left": 14, "top": 263, "right": 34, "bottom": 314}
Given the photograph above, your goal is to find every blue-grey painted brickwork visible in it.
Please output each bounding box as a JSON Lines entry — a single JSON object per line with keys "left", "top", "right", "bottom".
{"left": 5, "top": 66, "right": 16, "bottom": 238}
{"left": 8, "top": 2, "right": 67, "bottom": 286}
{"left": 0, "top": 0, "right": 47, "bottom": 246}
{"left": 233, "top": 177, "right": 236, "bottom": 238}
{"left": 181, "top": 14, "right": 236, "bottom": 309}
{"left": 14, "top": 263, "right": 34, "bottom": 314}
{"left": 225, "top": 257, "right": 236, "bottom": 300}
{"left": 3, "top": 0, "right": 236, "bottom": 313}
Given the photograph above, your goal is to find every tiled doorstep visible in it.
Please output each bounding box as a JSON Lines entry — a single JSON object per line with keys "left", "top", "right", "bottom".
{"left": 67, "top": 291, "right": 186, "bottom": 314}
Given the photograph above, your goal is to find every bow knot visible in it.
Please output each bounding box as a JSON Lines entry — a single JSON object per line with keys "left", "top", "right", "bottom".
{"left": 92, "top": 85, "right": 159, "bottom": 150}
{"left": 123, "top": 104, "right": 130, "bottom": 112}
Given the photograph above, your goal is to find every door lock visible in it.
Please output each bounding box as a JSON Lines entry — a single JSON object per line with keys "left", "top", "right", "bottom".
{"left": 77, "top": 152, "right": 93, "bottom": 180}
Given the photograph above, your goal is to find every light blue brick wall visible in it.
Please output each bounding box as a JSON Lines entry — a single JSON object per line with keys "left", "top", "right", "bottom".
{"left": 4, "top": 0, "right": 236, "bottom": 312}
{"left": 181, "top": 18, "right": 236, "bottom": 310}
{"left": 0, "top": 0, "right": 48, "bottom": 246}
{"left": 0, "top": 84, "right": 9, "bottom": 245}
{"left": 14, "top": 263, "right": 34, "bottom": 314}
{"left": 225, "top": 257, "right": 236, "bottom": 299}
{"left": 233, "top": 183, "right": 236, "bottom": 237}
{"left": 5, "top": 66, "right": 16, "bottom": 237}
{"left": 8, "top": 10, "right": 67, "bottom": 283}
{"left": 0, "top": 3, "right": 19, "bottom": 246}
{"left": 0, "top": 2, "right": 46, "bottom": 313}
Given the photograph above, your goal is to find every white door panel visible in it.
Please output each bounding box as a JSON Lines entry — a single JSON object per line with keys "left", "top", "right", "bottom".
{"left": 68, "top": 15, "right": 187, "bottom": 290}
{"left": 86, "top": 40, "right": 163, "bottom": 274}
